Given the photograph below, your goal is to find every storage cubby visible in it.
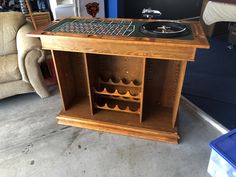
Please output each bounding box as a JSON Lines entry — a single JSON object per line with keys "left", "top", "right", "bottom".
{"left": 85, "top": 54, "right": 145, "bottom": 122}
{"left": 143, "top": 59, "right": 184, "bottom": 128}
{"left": 51, "top": 51, "right": 90, "bottom": 113}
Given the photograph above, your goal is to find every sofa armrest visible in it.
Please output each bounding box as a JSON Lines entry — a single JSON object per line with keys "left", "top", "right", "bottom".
{"left": 24, "top": 49, "right": 50, "bottom": 98}
{"left": 16, "top": 21, "right": 44, "bottom": 82}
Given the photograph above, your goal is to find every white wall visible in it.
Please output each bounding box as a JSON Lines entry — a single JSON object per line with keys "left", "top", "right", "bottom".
{"left": 49, "top": 0, "right": 105, "bottom": 20}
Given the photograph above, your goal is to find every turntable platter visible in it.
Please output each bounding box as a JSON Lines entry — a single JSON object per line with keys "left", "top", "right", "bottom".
{"left": 140, "top": 21, "right": 190, "bottom": 38}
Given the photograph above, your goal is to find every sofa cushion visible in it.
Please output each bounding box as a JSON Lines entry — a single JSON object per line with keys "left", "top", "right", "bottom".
{"left": 0, "top": 12, "right": 26, "bottom": 56}
{"left": 0, "top": 54, "right": 21, "bottom": 83}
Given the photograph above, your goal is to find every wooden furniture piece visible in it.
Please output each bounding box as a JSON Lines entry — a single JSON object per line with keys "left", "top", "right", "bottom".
{"left": 25, "top": 0, "right": 37, "bottom": 29}
{"left": 25, "top": 11, "right": 51, "bottom": 29}
{"left": 29, "top": 17, "right": 209, "bottom": 144}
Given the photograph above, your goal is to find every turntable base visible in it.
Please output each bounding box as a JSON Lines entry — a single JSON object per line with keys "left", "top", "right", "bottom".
{"left": 28, "top": 17, "right": 209, "bottom": 144}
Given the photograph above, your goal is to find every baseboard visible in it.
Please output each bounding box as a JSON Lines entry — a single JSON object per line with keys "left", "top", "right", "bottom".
{"left": 181, "top": 96, "right": 229, "bottom": 134}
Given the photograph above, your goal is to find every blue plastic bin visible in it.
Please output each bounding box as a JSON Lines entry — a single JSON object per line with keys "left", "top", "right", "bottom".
{"left": 208, "top": 129, "right": 236, "bottom": 177}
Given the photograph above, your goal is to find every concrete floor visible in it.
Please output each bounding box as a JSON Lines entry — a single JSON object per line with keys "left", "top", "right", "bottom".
{"left": 0, "top": 89, "right": 222, "bottom": 177}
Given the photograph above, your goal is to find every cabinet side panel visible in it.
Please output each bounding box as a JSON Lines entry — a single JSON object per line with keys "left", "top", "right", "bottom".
{"left": 71, "top": 53, "right": 89, "bottom": 97}
{"left": 160, "top": 61, "right": 182, "bottom": 108}
{"left": 171, "top": 61, "right": 187, "bottom": 127}
{"left": 51, "top": 50, "right": 76, "bottom": 110}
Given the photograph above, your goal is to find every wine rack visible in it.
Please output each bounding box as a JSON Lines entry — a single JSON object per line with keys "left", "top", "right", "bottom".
{"left": 94, "top": 87, "right": 141, "bottom": 100}
{"left": 85, "top": 54, "right": 145, "bottom": 121}
{"left": 95, "top": 101, "right": 140, "bottom": 114}
{"left": 93, "top": 77, "right": 141, "bottom": 115}
{"left": 98, "top": 77, "right": 142, "bottom": 88}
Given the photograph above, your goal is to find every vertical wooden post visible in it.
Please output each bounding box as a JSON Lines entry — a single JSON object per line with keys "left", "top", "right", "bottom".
{"left": 139, "top": 58, "right": 146, "bottom": 123}
{"left": 51, "top": 50, "right": 76, "bottom": 111}
{"left": 83, "top": 53, "right": 95, "bottom": 115}
{"left": 172, "top": 61, "right": 187, "bottom": 127}
{"left": 25, "top": 0, "right": 37, "bottom": 29}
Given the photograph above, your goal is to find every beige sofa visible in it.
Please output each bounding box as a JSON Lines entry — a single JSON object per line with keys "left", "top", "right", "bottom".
{"left": 0, "top": 12, "right": 49, "bottom": 99}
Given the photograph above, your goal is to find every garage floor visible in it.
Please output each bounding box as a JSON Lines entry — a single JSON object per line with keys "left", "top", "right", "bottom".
{"left": 0, "top": 89, "right": 221, "bottom": 177}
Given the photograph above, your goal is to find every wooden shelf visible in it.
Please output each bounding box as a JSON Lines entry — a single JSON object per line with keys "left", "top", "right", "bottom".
{"left": 25, "top": 12, "right": 51, "bottom": 29}
{"left": 95, "top": 103, "right": 140, "bottom": 114}
{"left": 98, "top": 95, "right": 140, "bottom": 103}
{"left": 58, "top": 98, "right": 179, "bottom": 143}
{"left": 94, "top": 88, "right": 141, "bottom": 100}
{"left": 98, "top": 77, "right": 142, "bottom": 88}
{"left": 59, "top": 98, "right": 175, "bottom": 132}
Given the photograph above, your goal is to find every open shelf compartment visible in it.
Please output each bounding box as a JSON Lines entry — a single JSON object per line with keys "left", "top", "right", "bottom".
{"left": 85, "top": 54, "right": 146, "bottom": 121}
{"left": 51, "top": 50, "right": 90, "bottom": 111}
{"left": 143, "top": 58, "right": 187, "bottom": 127}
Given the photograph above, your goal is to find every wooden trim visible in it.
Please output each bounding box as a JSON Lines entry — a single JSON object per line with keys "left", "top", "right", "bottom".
{"left": 25, "top": 0, "right": 37, "bottom": 29}
{"left": 84, "top": 53, "right": 95, "bottom": 115}
{"left": 40, "top": 36, "right": 196, "bottom": 61}
{"left": 139, "top": 58, "right": 146, "bottom": 122}
{"left": 57, "top": 115, "right": 179, "bottom": 144}
{"left": 28, "top": 18, "right": 209, "bottom": 50}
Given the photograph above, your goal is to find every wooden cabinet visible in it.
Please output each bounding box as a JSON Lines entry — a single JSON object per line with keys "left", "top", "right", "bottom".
{"left": 25, "top": 12, "right": 51, "bottom": 28}
{"left": 28, "top": 17, "right": 209, "bottom": 144}
{"left": 49, "top": 52, "right": 187, "bottom": 144}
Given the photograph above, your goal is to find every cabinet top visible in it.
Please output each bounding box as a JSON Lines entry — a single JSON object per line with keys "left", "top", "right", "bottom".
{"left": 28, "top": 17, "right": 209, "bottom": 50}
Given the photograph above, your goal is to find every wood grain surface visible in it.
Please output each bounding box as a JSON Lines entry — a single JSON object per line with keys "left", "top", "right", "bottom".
{"left": 32, "top": 17, "right": 209, "bottom": 143}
